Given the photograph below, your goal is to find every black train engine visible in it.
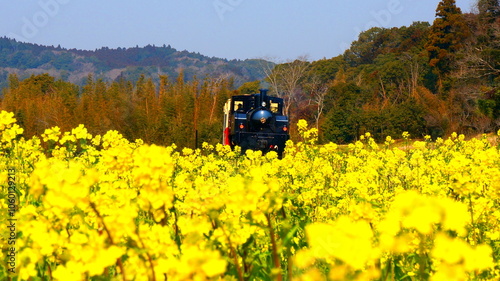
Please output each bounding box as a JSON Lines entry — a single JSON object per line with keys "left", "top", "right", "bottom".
{"left": 223, "top": 89, "right": 290, "bottom": 157}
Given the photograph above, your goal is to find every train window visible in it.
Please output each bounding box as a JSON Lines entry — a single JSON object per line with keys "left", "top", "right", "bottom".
{"left": 270, "top": 101, "right": 279, "bottom": 113}
{"left": 234, "top": 101, "right": 244, "bottom": 112}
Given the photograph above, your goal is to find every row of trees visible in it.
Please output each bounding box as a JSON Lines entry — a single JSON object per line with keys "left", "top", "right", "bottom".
{"left": 1, "top": 73, "right": 233, "bottom": 148}
{"left": 1, "top": 0, "right": 499, "bottom": 146}
{"left": 251, "top": 0, "right": 500, "bottom": 143}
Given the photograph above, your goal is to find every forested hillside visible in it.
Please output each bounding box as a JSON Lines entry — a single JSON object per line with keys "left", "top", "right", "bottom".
{"left": 1, "top": 72, "right": 233, "bottom": 148}
{"left": 1, "top": 0, "right": 499, "bottom": 148}
{"left": 265, "top": 0, "right": 500, "bottom": 143}
{"left": 0, "top": 37, "right": 270, "bottom": 89}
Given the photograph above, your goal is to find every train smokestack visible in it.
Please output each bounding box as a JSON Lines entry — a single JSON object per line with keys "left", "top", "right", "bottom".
{"left": 259, "top": 89, "right": 268, "bottom": 107}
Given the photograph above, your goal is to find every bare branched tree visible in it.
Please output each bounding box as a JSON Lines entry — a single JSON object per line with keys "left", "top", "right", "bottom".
{"left": 304, "top": 75, "right": 329, "bottom": 129}
{"left": 208, "top": 74, "right": 230, "bottom": 124}
{"left": 456, "top": 42, "right": 500, "bottom": 79}
{"left": 261, "top": 55, "right": 310, "bottom": 119}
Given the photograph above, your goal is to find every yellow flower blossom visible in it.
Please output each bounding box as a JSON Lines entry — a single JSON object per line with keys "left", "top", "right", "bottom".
{"left": 306, "top": 216, "right": 377, "bottom": 269}
{"left": 2, "top": 110, "right": 500, "bottom": 281}
{"left": 42, "top": 126, "right": 61, "bottom": 142}
{"left": 71, "top": 124, "right": 92, "bottom": 140}
{"left": 0, "top": 110, "right": 17, "bottom": 130}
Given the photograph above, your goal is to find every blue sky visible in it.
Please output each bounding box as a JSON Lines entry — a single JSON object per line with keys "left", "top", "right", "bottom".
{"left": 1, "top": 0, "right": 477, "bottom": 62}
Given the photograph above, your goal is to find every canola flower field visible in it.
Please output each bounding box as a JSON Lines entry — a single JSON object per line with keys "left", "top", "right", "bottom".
{"left": 1, "top": 110, "right": 500, "bottom": 281}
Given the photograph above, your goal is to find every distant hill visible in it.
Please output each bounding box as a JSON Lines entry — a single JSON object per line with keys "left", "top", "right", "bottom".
{"left": 0, "top": 37, "right": 272, "bottom": 89}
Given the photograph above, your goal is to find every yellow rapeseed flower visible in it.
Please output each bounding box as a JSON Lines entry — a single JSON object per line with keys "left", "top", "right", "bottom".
{"left": 306, "top": 216, "right": 376, "bottom": 269}
{"left": 42, "top": 126, "right": 61, "bottom": 142}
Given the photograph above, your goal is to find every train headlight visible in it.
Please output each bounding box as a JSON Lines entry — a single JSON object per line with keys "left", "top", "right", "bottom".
{"left": 239, "top": 124, "right": 245, "bottom": 129}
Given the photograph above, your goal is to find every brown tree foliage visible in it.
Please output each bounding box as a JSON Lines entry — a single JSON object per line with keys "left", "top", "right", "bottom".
{"left": 1, "top": 73, "right": 233, "bottom": 149}
{"left": 426, "top": 0, "right": 470, "bottom": 76}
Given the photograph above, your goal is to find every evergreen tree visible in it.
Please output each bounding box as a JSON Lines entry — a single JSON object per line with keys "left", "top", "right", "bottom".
{"left": 322, "top": 83, "right": 370, "bottom": 143}
{"left": 7, "top": 74, "right": 19, "bottom": 90}
{"left": 237, "top": 80, "right": 260, "bottom": 95}
{"left": 426, "top": 0, "right": 470, "bottom": 77}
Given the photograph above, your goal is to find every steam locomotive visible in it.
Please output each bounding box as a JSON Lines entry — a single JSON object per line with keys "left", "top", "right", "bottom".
{"left": 223, "top": 89, "right": 290, "bottom": 157}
